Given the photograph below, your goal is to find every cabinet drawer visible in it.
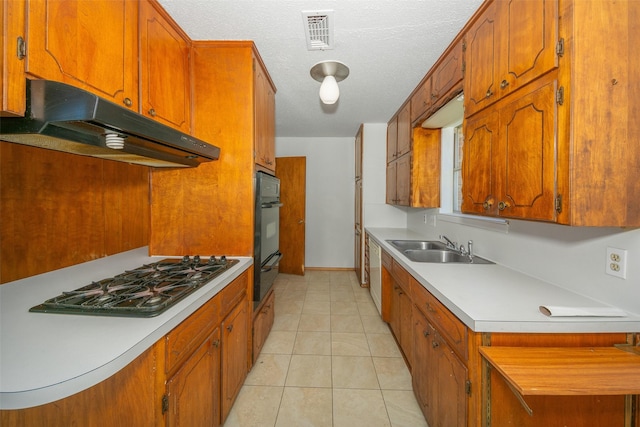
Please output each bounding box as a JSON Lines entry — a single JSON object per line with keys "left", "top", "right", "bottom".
{"left": 381, "top": 249, "right": 393, "bottom": 271}
{"left": 411, "top": 279, "right": 467, "bottom": 361}
{"left": 425, "top": 292, "right": 468, "bottom": 361}
{"left": 220, "top": 272, "right": 248, "bottom": 317}
{"left": 165, "top": 296, "right": 219, "bottom": 374}
{"left": 391, "top": 260, "right": 411, "bottom": 295}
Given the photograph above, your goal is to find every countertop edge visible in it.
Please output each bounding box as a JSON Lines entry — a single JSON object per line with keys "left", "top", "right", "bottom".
{"left": 0, "top": 252, "right": 253, "bottom": 410}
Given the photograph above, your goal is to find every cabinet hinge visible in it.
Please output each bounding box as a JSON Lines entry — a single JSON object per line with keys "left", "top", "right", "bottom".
{"left": 461, "top": 61, "right": 466, "bottom": 76}
{"left": 161, "top": 394, "right": 169, "bottom": 414}
{"left": 556, "top": 38, "right": 565, "bottom": 57}
{"left": 17, "top": 36, "right": 26, "bottom": 60}
{"left": 555, "top": 194, "right": 563, "bottom": 214}
{"left": 461, "top": 40, "right": 466, "bottom": 52}
{"left": 465, "top": 380, "right": 472, "bottom": 395}
{"left": 556, "top": 87, "right": 564, "bottom": 105}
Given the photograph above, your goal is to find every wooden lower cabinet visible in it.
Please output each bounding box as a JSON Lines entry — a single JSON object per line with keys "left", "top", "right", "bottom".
{"left": 0, "top": 346, "right": 157, "bottom": 426}
{"left": 412, "top": 286, "right": 468, "bottom": 427}
{"left": 165, "top": 328, "right": 221, "bottom": 427}
{"left": 252, "top": 288, "right": 275, "bottom": 364}
{"left": 0, "top": 271, "right": 251, "bottom": 427}
{"left": 379, "top": 254, "right": 638, "bottom": 427}
{"left": 485, "top": 332, "right": 631, "bottom": 427}
{"left": 221, "top": 297, "right": 249, "bottom": 422}
{"left": 381, "top": 255, "right": 413, "bottom": 368}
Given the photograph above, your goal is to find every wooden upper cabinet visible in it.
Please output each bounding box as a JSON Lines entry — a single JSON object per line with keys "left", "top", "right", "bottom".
{"left": 24, "top": 0, "right": 138, "bottom": 110}
{"left": 387, "top": 127, "right": 441, "bottom": 208}
{"left": 139, "top": 0, "right": 191, "bottom": 132}
{"left": 254, "top": 58, "right": 276, "bottom": 172}
{"left": 386, "top": 115, "right": 398, "bottom": 163}
{"left": 464, "top": 0, "right": 559, "bottom": 117}
{"left": 411, "top": 39, "right": 463, "bottom": 125}
{"left": 462, "top": 77, "right": 557, "bottom": 221}
{"left": 461, "top": 109, "right": 498, "bottom": 215}
{"left": 431, "top": 40, "right": 463, "bottom": 108}
{"left": 396, "top": 103, "right": 411, "bottom": 157}
{"left": 2, "top": 0, "right": 27, "bottom": 117}
{"left": 410, "top": 76, "right": 432, "bottom": 123}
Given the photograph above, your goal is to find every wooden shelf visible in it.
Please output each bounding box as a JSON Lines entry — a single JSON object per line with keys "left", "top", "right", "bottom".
{"left": 480, "top": 346, "right": 640, "bottom": 396}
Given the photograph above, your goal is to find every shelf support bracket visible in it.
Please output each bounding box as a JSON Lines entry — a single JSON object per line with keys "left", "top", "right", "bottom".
{"left": 504, "top": 380, "right": 534, "bottom": 416}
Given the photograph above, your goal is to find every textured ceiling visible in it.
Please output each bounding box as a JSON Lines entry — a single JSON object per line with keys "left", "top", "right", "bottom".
{"left": 158, "top": 0, "right": 483, "bottom": 138}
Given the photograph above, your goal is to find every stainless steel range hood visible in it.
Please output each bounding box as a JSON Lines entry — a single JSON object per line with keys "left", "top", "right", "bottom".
{"left": 0, "top": 79, "right": 220, "bottom": 167}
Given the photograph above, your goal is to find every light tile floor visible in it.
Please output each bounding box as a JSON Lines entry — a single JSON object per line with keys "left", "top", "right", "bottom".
{"left": 223, "top": 270, "right": 429, "bottom": 427}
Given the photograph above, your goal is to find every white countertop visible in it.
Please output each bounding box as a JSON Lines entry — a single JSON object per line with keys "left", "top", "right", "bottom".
{"left": 367, "top": 228, "right": 640, "bottom": 334}
{"left": 0, "top": 248, "right": 253, "bottom": 410}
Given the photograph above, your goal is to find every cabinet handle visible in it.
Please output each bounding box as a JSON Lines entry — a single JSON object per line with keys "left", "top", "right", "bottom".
{"left": 485, "top": 89, "right": 493, "bottom": 98}
{"left": 423, "top": 330, "right": 430, "bottom": 337}
{"left": 227, "top": 324, "right": 233, "bottom": 332}
{"left": 431, "top": 93, "right": 438, "bottom": 100}
{"left": 432, "top": 340, "right": 439, "bottom": 349}
{"left": 483, "top": 197, "right": 494, "bottom": 211}
{"left": 500, "top": 79, "right": 509, "bottom": 89}
{"left": 123, "top": 97, "right": 132, "bottom": 107}
{"left": 498, "top": 201, "right": 510, "bottom": 211}
{"left": 148, "top": 108, "right": 156, "bottom": 117}
{"left": 213, "top": 339, "right": 220, "bottom": 348}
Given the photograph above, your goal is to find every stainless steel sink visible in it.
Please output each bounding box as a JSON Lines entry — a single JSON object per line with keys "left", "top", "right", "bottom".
{"left": 386, "top": 240, "right": 448, "bottom": 251}
{"left": 386, "top": 239, "right": 494, "bottom": 264}
{"left": 403, "top": 249, "right": 494, "bottom": 264}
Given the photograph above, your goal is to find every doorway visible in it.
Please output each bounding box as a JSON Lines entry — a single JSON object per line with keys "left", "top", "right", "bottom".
{"left": 275, "top": 156, "right": 306, "bottom": 275}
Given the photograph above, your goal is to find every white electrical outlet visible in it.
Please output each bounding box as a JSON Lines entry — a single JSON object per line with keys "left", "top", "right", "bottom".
{"left": 606, "top": 247, "right": 627, "bottom": 279}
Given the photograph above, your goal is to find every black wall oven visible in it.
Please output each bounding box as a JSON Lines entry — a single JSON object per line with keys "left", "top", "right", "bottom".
{"left": 254, "top": 172, "right": 282, "bottom": 309}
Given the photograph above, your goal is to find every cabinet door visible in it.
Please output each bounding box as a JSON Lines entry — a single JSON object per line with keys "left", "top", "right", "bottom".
{"left": 431, "top": 40, "right": 463, "bottom": 108}
{"left": 166, "top": 328, "right": 221, "bottom": 427}
{"left": 462, "top": 110, "right": 499, "bottom": 214}
{"left": 433, "top": 331, "right": 467, "bottom": 427}
{"left": 2, "top": 0, "right": 27, "bottom": 116}
{"left": 395, "top": 155, "right": 411, "bottom": 206}
{"left": 221, "top": 300, "right": 249, "bottom": 422}
{"left": 412, "top": 307, "right": 434, "bottom": 424}
{"left": 410, "top": 76, "right": 432, "bottom": 123}
{"left": 139, "top": 0, "right": 190, "bottom": 132}
{"left": 252, "top": 290, "right": 275, "bottom": 364}
{"left": 411, "top": 128, "right": 441, "bottom": 208}
{"left": 496, "top": 79, "right": 557, "bottom": 221}
{"left": 396, "top": 103, "right": 411, "bottom": 157}
{"left": 386, "top": 161, "right": 397, "bottom": 204}
{"left": 387, "top": 116, "right": 398, "bottom": 163}
{"left": 497, "top": 0, "right": 558, "bottom": 96}
{"left": 464, "top": 1, "right": 498, "bottom": 116}
{"left": 254, "top": 59, "right": 276, "bottom": 171}
{"left": 399, "top": 289, "right": 413, "bottom": 368}
{"left": 25, "top": 0, "right": 138, "bottom": 110}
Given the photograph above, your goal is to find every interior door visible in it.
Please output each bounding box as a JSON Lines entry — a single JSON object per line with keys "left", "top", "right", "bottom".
{"left": 275, "top": 156, "right": 306, "bottom": 275}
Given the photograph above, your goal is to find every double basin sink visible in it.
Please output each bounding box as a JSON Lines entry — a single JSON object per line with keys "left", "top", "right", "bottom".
{"left": 386, "top": 240, "right": 494, "bottom": 264}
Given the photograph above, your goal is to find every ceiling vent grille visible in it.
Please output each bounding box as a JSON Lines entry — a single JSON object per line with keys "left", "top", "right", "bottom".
{"left": 302, "top": 10, "right": 334, "bottom": 50}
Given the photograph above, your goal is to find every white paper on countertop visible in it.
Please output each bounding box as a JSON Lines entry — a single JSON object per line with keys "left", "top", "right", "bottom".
{"left": 539, "top": 305, "right": 627, "bottom": 317}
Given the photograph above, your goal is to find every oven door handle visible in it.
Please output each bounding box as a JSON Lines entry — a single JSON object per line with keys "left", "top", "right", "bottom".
{"left": 261, "top": 251, "right": 283, "bottom": 272}
{"left": 261, "top": 202, "right": 283, "bottom": 208}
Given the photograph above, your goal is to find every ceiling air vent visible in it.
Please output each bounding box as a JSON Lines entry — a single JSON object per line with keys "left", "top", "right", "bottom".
{"left": 302, "top": 10, "right": 334, "bottom": 50}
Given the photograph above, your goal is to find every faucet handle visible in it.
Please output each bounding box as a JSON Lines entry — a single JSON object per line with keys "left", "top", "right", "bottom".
{"left": 467, "top": 240, "right": 473, "bottom": 257}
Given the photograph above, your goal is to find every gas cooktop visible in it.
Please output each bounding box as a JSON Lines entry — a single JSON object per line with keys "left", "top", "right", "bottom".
{"left": 29, "top": 256, "right": 238, "bottom": 318}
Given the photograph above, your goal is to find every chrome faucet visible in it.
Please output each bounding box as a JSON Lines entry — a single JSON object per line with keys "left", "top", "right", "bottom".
{"left": 461, "top": 240, "right": 474, "bottom": 262}
{"left": 439, "top": 235, "right": 456, "bottom": 250}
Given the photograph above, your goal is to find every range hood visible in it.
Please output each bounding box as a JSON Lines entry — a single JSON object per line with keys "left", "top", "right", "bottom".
{"left": 0, "top": 79, "right": 220, "bottom": 167}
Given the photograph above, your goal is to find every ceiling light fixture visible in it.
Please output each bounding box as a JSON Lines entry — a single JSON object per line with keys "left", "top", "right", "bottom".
{"left": 310, "top": 60, "right": 349, "bottom": 105}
